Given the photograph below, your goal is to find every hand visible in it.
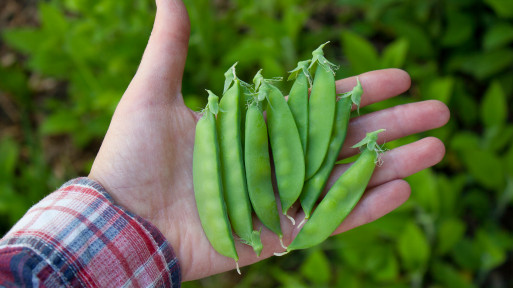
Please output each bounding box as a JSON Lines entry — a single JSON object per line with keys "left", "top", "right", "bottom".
{"left": 88, "top": 0, "right": 450, "bottom": 281}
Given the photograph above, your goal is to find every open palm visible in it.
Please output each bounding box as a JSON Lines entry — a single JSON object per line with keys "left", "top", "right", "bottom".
{"left": 88, "top": 0, "right": 449, "bottom": 282}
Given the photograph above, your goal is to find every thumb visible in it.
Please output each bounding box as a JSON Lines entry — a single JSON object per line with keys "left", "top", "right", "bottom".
{"left": 132, "top": 0, "right": 190, "bottom": 96}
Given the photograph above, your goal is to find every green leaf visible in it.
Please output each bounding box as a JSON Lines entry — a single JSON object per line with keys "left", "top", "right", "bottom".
{"left": 450, "top": 49, "right": 513, "bottom": 80}
{"left": 441, "top": 12, "right": 474, "bottom": 47}
{"left": 397, "top": 222, "right": 430, "bottom": 271}
{"left": 381, "top": 38, "right": 409, "bottom": 68}
{"left": 481, "top": 81, "right": 507, "bottom": 127}
{"left": 485, "top": 0, "right": 513, "bottom": 18}
{"left": 271, "top": 267, "right": 309, "bottom": 288}
{"left": 484, "top": 23, "right": 513, "bottom": 50}
{"left": 0, "top": 138, "right": 19, "bottom": 181}
{"left": 482, "top": 125, "right": 513, "bottom": 152}
{"left": 41, "top": 111, "right": 80, "bottom": 135}
{"left": 436, "top": 218, "right": 466, "bottom": 255}
{"left": 2, "top": 28, "right": 45, "bottom": 54}
{"left": 388, "top": 21, "right": 433, "bottom": 58}
{"left": 300, "top": 250, "right": 331, "bottom": 284}
{"left": 432, "top": 261, "right": 476, "bottom": 288}
{"left": 476, "top": 229, "right": 508, "bottom": 271}
{"left": 341, "top": 31, "right": 379, "bottom": 74}
{"left": 407, "top": 169, "right": 439, "bottom": 215}
{"left": 461, "top": 148, "right": 505, "bottom": 189}
{"left": 451, "top": 238, "right": 481, "bottom": 270}
{"left": 421, "top": 77, "right": 454, "bottom": 104}
{"left": 39, "top": 2, "right": 69, "bottom": 34}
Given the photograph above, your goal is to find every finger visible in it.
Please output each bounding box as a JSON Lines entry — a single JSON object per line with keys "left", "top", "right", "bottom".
{"left": 335, "top": 69, "right": 411, "bottom": 108}
{"left": 340, "top": 100, "right": 450, "bottom": 158}
{"left": 131, "top": 0, "right": 190, "bottom": 97}
{"left": 329, "top": 137, "right": 445, "bottom": 190}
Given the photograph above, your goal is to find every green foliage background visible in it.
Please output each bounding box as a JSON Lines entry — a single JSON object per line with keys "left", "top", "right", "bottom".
{"left": 1, "top": 0, "right": 513, "bottom": 287}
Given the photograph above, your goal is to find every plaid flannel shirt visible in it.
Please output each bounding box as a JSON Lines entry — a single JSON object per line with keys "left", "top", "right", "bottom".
{"left": 0, "top": 178, "right": 181, "bottom": 287}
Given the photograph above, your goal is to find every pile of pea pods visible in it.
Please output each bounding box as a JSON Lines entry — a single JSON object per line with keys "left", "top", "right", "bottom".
{"left": 193, "top": 42, "right": 385, "bottom": 271}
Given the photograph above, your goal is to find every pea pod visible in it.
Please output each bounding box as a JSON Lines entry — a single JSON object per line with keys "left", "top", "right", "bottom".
{"left": 286, "top": 129, "right": 385, "bottom": 252}
{"left": 300, "top": 79, "right": 363, "bottom": 221}
{"left": 287, "top": 60, "right": 311, "bottom": 156}
{"left": 245, "top": 101, "right": 283, "bottom": 241}
{"left": 193, "top": 92, "right": 239, "bottom": 270}
{"left": 217, "top": 69, "right": 262, "bottom": 256}
{"left": 256, "top": 71, "right": 305, "bottom": 223}
{"left": 305, "top": 42, "right": 337, "bottom": 180}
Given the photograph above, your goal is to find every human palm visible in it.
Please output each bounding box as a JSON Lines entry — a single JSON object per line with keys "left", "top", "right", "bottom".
{"left": 89, "top": 0, "right": 449, "bottom": 282}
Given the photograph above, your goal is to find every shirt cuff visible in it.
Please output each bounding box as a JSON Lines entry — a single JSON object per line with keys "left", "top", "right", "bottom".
{"left": 0, "top": 177, "right": 181, "bottom": 287}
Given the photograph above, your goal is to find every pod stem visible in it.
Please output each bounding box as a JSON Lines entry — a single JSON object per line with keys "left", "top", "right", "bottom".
{"left": 352, "top": 129, "right": 386, "bottom": 163}
{"left": 308, "top": 41, "right": 338, "bottom": 76}
{"left": 279, "top": 236, "right": 287, "bottom": 250}
{"left": 274, "top": 251, "right": 289, "bottom": 257}
{"left": 338, "top": 77, "right": 363, "bottom": 114}
{"left": 288, "top": 60, "right": 313, "bottom": 86}
{"left": 285, "top": 213, "right": 296, "bottom": 225}
{"left": 297, "top": 217, "right": 307, "bottom": 229}
{"left": 235, "top": 261, "right": 241, "bottom": 275}
{"left": 223, "top": 62, "right": 238, "bottom": 94}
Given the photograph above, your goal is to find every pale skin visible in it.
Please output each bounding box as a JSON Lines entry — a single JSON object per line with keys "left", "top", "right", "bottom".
{"left": 88, "top": 0, "right": 450, "bottom": 282}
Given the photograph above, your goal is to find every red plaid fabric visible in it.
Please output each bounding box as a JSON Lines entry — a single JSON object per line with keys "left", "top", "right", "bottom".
{"left": 0, "top": 178, "right": 181, "bottom": 287}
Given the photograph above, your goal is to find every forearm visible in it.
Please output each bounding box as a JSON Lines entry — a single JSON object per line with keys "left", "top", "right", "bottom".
{"left": 0, "top": 178, "right": 181, "bottom": 287}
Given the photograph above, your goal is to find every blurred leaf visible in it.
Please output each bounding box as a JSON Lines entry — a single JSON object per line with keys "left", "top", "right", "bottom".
{"left": 271, "top": 267, "right": 309, "bottom": 288}
{"left": 484, "top": 0, "right": 513, "bottom": 18}
{"left": 39, "top": 2, "right": 69, "bottom": 34}
{"left": 300, "top": 250, "right": 331, "bottom": 284}
{"left": 482, "top": 125, "right": 513, "bottom": 152}
{"left": 481, "top": 81, "right": 507, "bottom": 128}
{"left": 371, "top": 249, "right": 399, "bottom": 282}
{"left": 451, "top": 80, "right": 478, "bottom": 126}
{"left": 483, "top": 22, "right": 513, "bottom": 50}
{"left": 476, "top": 229, "right": 508, "bottom": 271}
{"left": 421, "top": 77, "right": 454, "bottom": 104}
{"left": 441, "top": 12, "right": 474, "bottom": 47}
{"left": 2, "top": 28, "right": 46, "bottom": 54}
{"left": 0, "top": 65, "right": 29, "bottom": 100}
{"left": 41, "top": 111, "right": 80, "bottom": 135}
{"left": 0, "top": 138, "right": 19, "bottom": 180}
{"left": 397, "top": 222, "right": 430, "bottom": 272}
{"left": 381, "top": 38, "right": 409, "bottom": 68}
{"left": 436, "top": 218, "right": 465, "bottom": 255}
{"left": 432, "top": 261, "right": 476, "bottom": 288}
{"left": 451, "top": 238, "right": 482, "bottom": 270}
{"left": 460, "top": 148, "right": 505, "bottom": 189}
{"left": 341, "top": 31, "right": 379, "bottom": 74}
{"left": 407, "top": 169, "right": 439, "bottom": 215}
{"left": 450, "top": 49, "right": 513, "bottom": 80}
{"left": 388, "top": 20, "right": 433, "bottom": 58}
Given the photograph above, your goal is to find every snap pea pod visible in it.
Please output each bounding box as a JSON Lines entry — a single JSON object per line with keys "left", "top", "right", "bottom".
{"left": 193, "top": 92, "right": 239, "bottom": 270}
{"left": 245, "top": 101, "right": 283, "bottom": 241}
{"left": 300, "top": 78, "right": 363, "bottom": 221}
{"left": 256, "top": 71, "right": 305, "bottom": 223}
{"left": 286, "top": 129, "right": 385, "bottom": 252}
{"left": 217, "top": 73, "right": 262, "bottom": 256}
{"left": 305, "top": 42, "right": 337, "bottom": 180}
{"left": 287, "top": 60, "right": 311, "bottom": 156}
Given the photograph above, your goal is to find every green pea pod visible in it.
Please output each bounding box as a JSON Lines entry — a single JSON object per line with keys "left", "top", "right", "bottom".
{"left": 300, "top": 79, "right": 364, "bottom": 220}
{"left": 305, "top": 43, "right": 337, "bottom": 180}
{"left": 287, "top": 60, "right": 311, "bottom": 156}
{"left": 217, "top": 82, "right": 262, "bottom": 256}
{"left": 193, "top": 93, "right": 239, "bottom": 268}
{"left": 264, "top": 81, "right": 305, "bottom": 222}
{"left": 287, "top": 129, "right": 385, "bottom": 252}
{"left": 245, "top": 102, "right": 282, "bottom": 239}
